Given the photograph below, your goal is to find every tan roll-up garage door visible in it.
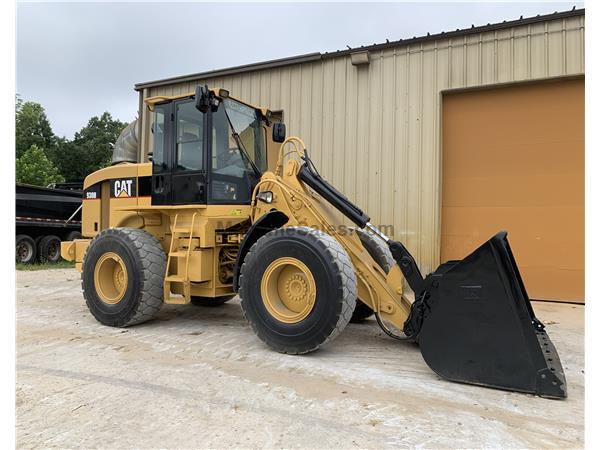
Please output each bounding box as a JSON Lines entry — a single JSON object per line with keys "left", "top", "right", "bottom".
{"left": 441, "top": 78, "right": 584, "bottom": 302}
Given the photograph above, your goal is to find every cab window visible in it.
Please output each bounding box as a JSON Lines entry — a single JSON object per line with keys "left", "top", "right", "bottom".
{"left": 175, "top": 101, "right": 204, "bottom": 171}
{"left": 209, "top": 100, "right": 266, "bottom": 203}
{"left": 151, "top": 105, "right": 166, "bottom": 171}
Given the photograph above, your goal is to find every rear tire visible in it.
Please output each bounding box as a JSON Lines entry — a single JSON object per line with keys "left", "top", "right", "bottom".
{"left": 190, "top": 295, "right": 235, "bottom": 307}
{"left": 351, "top": 302, "right": 376, "bottom": 323}
{"left": 239, "top": 226, "right": 357, "bottom": 354}
{"left": 350, "top": 228, "right": 395, "bottom": 323}
{"left": 39, "top": 235, "right": 62, "bottom": 263}
{"left": 16, "top": 235, "right": 36, "bottom": 264}
{"left": 82, "top": 228, "right": 166, "bottom": 327}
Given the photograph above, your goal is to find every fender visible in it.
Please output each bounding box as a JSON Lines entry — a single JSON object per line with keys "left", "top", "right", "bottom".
{"left": 232, "top": 210, "right": 288, "bottom": 291}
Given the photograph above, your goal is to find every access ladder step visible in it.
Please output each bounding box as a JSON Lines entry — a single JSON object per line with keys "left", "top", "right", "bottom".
{"left": 172, "top": 227, "right": 191, "bottom": 233}
{"left": 165, "top": 275, "right": 186, "bottom": 283}
{"left": 169, "top": 251, "right": 188, "bottom": 258}
{"left": 165, "top": 296, "right": 190, "bottom": 305}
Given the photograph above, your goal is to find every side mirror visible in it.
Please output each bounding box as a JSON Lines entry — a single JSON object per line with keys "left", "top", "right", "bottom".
{"left": 272, "top": 122, "right": 286, "bottom": 143}
{"left": 195, "top": 85, "right": 210, "bottom": 113}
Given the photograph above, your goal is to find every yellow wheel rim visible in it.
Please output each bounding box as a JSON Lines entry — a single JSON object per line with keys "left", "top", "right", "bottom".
{"left": 260, "top": 257, "right": 316, "bottom": 324}
{"left": 94, "top": 252, "right": 128, "bottom": 305}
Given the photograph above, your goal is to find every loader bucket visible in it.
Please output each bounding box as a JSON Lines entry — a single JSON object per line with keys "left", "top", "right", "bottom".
{"left": 416, "top": 232, "right": 566, "bottom": 398}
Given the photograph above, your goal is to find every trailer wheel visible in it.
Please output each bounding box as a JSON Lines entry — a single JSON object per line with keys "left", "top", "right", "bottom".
{"left": 82, "top": 228, "right": 166, "bottom": 327}
{"left": 239, "top": 226, "right": 357, "bottom": 354}
{"left": 190, "top": 295, "right": 235, "bottom": 307}
{"left": 66, "top": 231, "right": 82, "bottom": 241}
{"left": 16, "top": 235, "right": 36, "bottom": 264}
{"left": 39, "top": 235, "right": 62, "bottom": 263}
{"left": 350, "top": 228, "right": 395, "bottom": 323}
{"left": 34, "top": 236, "right": 44, "bottom": 261}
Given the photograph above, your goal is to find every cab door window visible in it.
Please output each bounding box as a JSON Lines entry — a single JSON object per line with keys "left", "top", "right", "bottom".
{"left": 170, "top": 99, "right": 207, "bottom": 205}
{"left": 209, "top": 102, "right": 264, "bottom": 204}
{"left": 151, "top": 105, "right": 167, "bottom": 171}
{"left": 150, "top": 102, "right": 171, "bottom": 205}
{"left": 175, "top": 101, "right": 204, "bottom": 171}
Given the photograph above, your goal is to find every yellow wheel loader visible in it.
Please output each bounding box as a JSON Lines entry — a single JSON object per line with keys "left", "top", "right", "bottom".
{"left": 61, "top": 86, "right": 566, "bottom": 398}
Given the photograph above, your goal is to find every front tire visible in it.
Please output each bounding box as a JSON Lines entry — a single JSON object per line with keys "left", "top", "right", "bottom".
{"left": 350, "top": 228, "right": 395, "bottom": 323}
{"left": 82, "top": 228, "right": 166, "bottom": 327}
{"left": 239, "top": 226, "right": 357, "bottom": 355}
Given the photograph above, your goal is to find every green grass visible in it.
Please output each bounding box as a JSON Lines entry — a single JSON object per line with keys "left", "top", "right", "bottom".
{"left": 16, "top": 260, "right": 76, "bottom": 271}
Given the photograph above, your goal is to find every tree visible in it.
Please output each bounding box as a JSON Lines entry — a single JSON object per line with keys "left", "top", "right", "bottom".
{"left": 54, "top": 112, "right": 127, "bottom": 181}
{"left": 16, "top": 98, "right": 57, "bottom": 160}
{"left": 16, "top": 145, "right": 65, "bottom": 186}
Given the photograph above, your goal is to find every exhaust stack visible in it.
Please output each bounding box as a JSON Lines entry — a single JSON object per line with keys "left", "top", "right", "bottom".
{"left": 112, "top": 119, "right": 139, "bottom": 164}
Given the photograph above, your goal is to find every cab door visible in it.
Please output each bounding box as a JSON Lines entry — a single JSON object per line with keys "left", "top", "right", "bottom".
{"left": 151, "top": 99, "right": 208, "bottom": 206}
{"left": 171, "top": 99, "right": 208, "bottom": 205}
{"left": 151, "top": 102, "right": 172, "bottom": 205}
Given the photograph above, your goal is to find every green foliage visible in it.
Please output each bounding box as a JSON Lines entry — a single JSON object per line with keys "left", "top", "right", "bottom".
{"left": 16, "top": 144, "right": 65, "bottom": 186}
{"left": 16, "top": 260, "right": 75, "bottom": 271}
{"left": 16, "top": 98, "right": 56, "bottom": 160}
{"left": 54, "top": 112, "right": 127, "bottom": 181}
{"left": 15, "top": 95, "right": 128, "bottom": 182}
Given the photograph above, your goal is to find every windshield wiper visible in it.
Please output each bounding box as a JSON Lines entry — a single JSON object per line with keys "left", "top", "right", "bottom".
{"left": 222, "top": 107, "right": 262, "bottom": 178}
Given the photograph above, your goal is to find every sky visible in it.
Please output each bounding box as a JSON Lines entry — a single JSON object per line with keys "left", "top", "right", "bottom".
{"left": 17, "top": 1, "right": 584, "bottom": 138}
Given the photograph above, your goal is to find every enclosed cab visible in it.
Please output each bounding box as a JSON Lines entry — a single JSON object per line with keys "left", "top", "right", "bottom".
{"left": 62, "top": 88, "right": 283, "bottom": 300}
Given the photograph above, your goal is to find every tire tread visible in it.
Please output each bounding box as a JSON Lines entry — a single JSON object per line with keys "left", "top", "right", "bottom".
{"left": 81, "top": 228, "right": 166, "bottom": 327}
{"left": 350, "top": 227, "right": 395, "bottom": 323}
{"left": 239, "top": 226, "right": 357, "bottom": 354}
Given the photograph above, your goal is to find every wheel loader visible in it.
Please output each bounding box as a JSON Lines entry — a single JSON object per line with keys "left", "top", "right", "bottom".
{"left": 61, "top": 86, "right": 566, "bottom": 398}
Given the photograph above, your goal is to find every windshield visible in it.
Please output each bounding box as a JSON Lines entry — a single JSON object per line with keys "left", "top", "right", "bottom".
{"left": 209, "top": 99, "right": 266, "bottom": 203}
{"left": 221, "top": 98, "right": 266, "bottom": 172}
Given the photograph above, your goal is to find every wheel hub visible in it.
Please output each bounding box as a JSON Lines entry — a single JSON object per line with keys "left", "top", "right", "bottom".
{"left": 16, "top": 242, "right": 33, "bottom": 262}
{"left": 48, "top": 241, "right": 60, "bottom": 260}
{"left": 261, "top": 257, "right": 316, "bottom": 323}
{"left": 94, "top": 252, "right": 128, "bottom": 305}
{"left": 285, "top": 275, "right": 309, "bottom": 303}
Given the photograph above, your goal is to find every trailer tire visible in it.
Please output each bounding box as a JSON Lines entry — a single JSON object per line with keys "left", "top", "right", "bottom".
{"left": 350, "top": 228, "right": 395, "bottom": 323}
{"left": 82, "top": 228, "right": 166, "bottom": 327}
{"left": 39, "top": 235, "right": 62, "bottom": 263}
{"left": 66, "top": 231, "right": 83, "bottom": 241}
{"left": 190, "top": 295, "right": 235, "bottom": 307}
{"left": 34, "top": 236, "right": 44, "bottom": 261}
{"left": 16, "top": 234, "right": 36, "bottom": 264}
{"left": 239, "top": 226, "right": 357, "bottom": 355}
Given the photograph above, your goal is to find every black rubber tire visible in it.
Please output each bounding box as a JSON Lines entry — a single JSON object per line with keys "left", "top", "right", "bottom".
{"left": 239, "top": 226, "right": 357, "bottom": 355}
{"left": 34, "top": 236, "right": 44, "bottom": 261}
{"left": 190, "top": 295, "right": 236, "bottom": 307}
{"left": 39, "top": 235, "right": 62, "bottom": 263}
{"left": 82, "top": 228, "right": 166, "bottom": 327}
{"left": 66, "top": 230, "right": 83, "bottom": 241}
{"left": 350, "top": 228, "right": 395, "bottom": 323}
{"left": 351, "top": 302, "right": 377, "bottom": 323}
{"left": 16, "top": 234, "right": 36, "bottom": 264}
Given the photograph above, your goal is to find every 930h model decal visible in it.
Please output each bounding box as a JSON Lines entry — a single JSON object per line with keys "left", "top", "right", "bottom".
{"left": 84, "top": 184, "right": 101, "bottom": 199}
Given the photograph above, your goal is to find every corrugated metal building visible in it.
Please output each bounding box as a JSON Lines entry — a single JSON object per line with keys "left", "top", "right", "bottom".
{"left": 135, "top": 8, "right": 585, "bottom": 302}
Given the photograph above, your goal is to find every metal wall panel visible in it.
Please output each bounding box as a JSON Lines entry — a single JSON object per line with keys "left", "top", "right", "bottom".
{"left": 141, "top": 15, "right": 584, "bottom": 274}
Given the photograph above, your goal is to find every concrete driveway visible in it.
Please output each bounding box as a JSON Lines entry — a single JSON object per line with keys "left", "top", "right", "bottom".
{"left": 16, "top": 268, "right": 584, "bottom": 448}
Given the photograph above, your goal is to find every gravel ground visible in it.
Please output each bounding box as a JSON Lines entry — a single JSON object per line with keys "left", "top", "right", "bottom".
{"left": 16, "top": 268, "right": 584, "bottom": 449}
